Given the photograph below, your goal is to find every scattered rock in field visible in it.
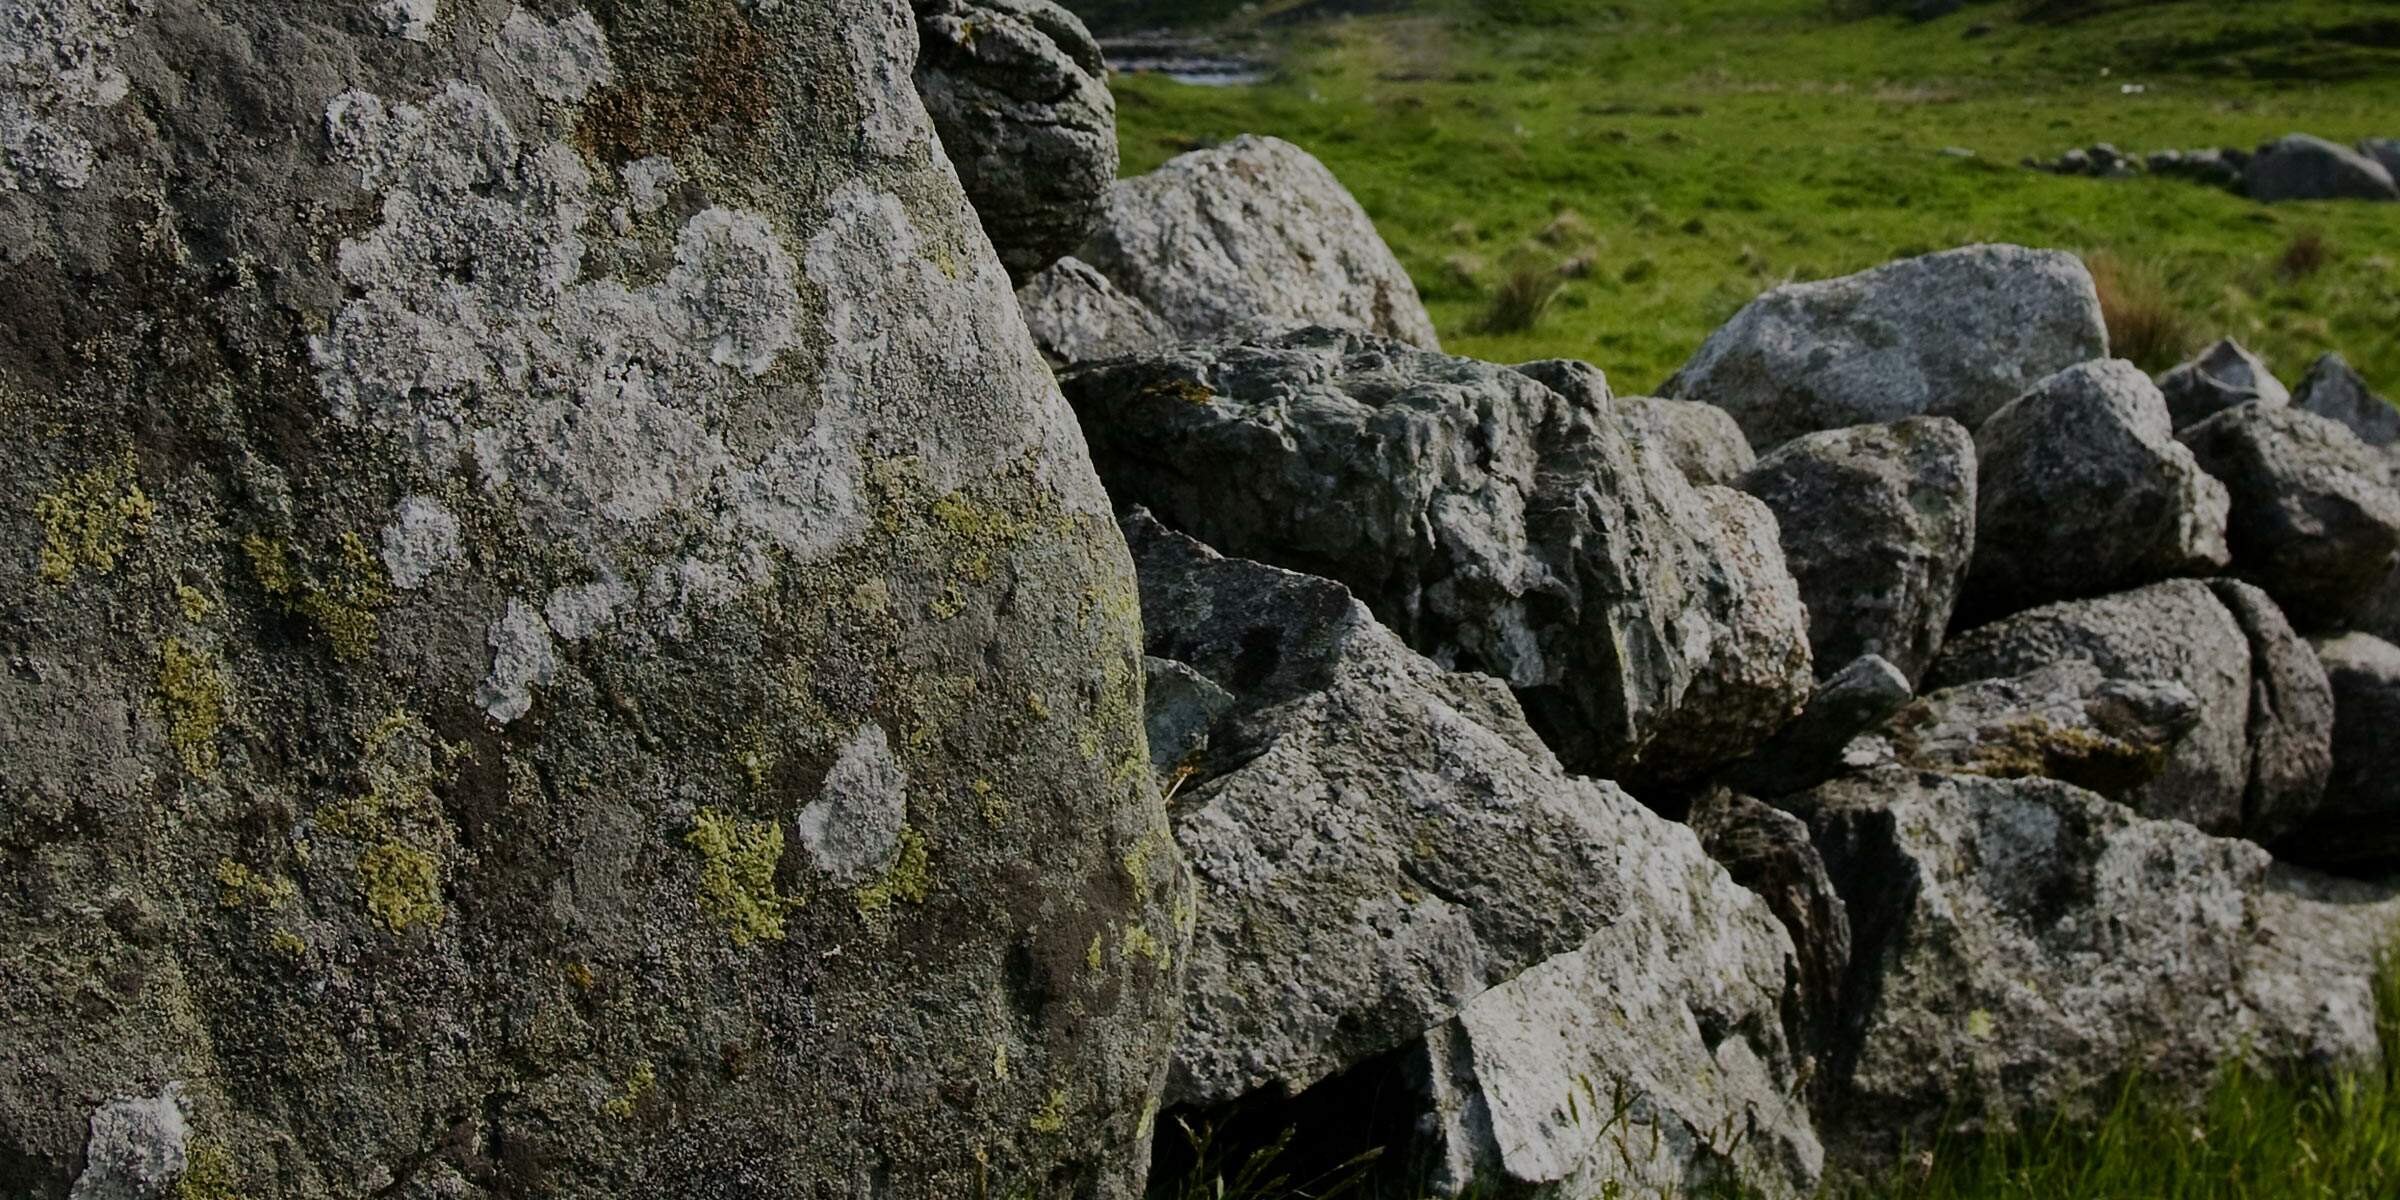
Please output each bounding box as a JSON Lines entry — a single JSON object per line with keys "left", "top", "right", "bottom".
{"left": 1016, "top": 255, "right": 1177, "bottom": 366}
{"left": 2156, "top": 338, "right": 2291, "bottom": 431}
{"left": 1663, "top": 245, "right": 2108, "bottom": 452}
{"left": 2147, "top": 147, "right": 2248, "bottom": 188}
{"left": 2274, "top": 633, "right": 2400, "bottom": 872}
{"left": 2292, "top": 352, "right": 2400, "bottom": 450}
{"left": 2245, "top": 133, "right": 2400, "bottom": 203}
{"left": 2026, "top": 142, "right": 2140, "bottom": 178}
{"left": 1719, "top": 655, "right": 1915, "bottom": 801}
{"left": 1867, "top": 660, "right": 2201, "bottom": 799}
{"left": 1737, "top": 417, "right": 1977, "bottom": 685}
{"left": 1965, "top": 359, "right": 2230, "bottom": 621}
{"left": 1078, "top": 135, "right": 1441, "bottom": 348}
{"left": 2179, "top": 402, "right": 2400, "bottom": 631}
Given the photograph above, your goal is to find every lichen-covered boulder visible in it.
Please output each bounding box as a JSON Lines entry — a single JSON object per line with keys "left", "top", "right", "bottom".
{"left": 0, "top": 5, "right": 1184, "bottom": 1197}
{"left": 1798, "top": 769, "right": 2400, "bottom": 1162}
{"left": 1863, "top": 660, "right": 2202, "bottom": 800}
{"left": 1614, "top": 395, "right": 1758, "bottom": 486}
{"left": 2293, "top": 352, "right": 2400, "bottom": 451}
{"left": 2277, "top": 633, "right": 2400, "bottom": 872}
{"left": 1016, "top": 255, "right": 1177, "bottom": 367}
{"left": 2179, "top": 402, "right": 2400, "bottom": 631}
{"left": 1062, "top": 325, "right": 1815, "bottom": 786}
{"left": 1663, "top": 245, "right": 2108, "bottom": 452}
{"left": 1737, "top": 418, "right": 1977, "bottom": 684}
{"left": 1077, "top": 135, "right": 1442, "bottom": 349}
{"left": 2245, "top": 133, "right": 2400, "bottom": 202}
{"left": 913, "top": 0, "right": 1117, "bottom": 281}
{"left": 2155, "top": 338, "right": 2290, "bottom": 431}
{"left": 1965, "top": 360, "right": 2230, "bottom": 621}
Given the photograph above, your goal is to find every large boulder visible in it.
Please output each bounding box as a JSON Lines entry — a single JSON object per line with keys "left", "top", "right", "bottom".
{"left": 1799, "top": 770, "right": 2400, "bottom": 1161}
{"left": 1078, "top": 135, "right": 1441, "bottom": 349}
{"left": 1016, "top": 255, "right": 1177, "bottom": 367}
{"left": 0, "top": 5, "right": 1184, "bottom": 1198}
{"left": 2293, "top": 351, "right": 2400, "bottom": 450}
{"left": 2277, "top": 634, "right": 2400, "bottom": 872}
{"left": 1964, "top": 359, "right": 2230, "bottom": 621}
{"left": 914, "top": 0, "right": 1117, "bottom": 281}
{"left": 1062, "top": 325, "right": 1815, "bottom": 785}
{"left": 1663, "top": 245, "right": 2109, "bottom": 452}
{"left": 1614, "top": 396, "right": 1758, "bottom": 487}
{"left": 2245, "top": 133, "right": 2400, "bottom": 203}
{"left": 2179, "top": 402, "right": 2400, "bottom": 630}
{"left": 1737, "top": 418, "right": 1977, "bottom": 685}
{"left": 2155, "top": 338, "right": 2290, "bottom": 431}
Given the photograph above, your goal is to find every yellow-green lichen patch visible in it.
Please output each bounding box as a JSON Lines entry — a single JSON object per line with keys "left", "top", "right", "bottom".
{"left": 269, "top": 928, "right": 308, "bottom": 960}
{"left": 318, "top": 710, "right": 468, "bottom": 840}
{"left": 174, "top": 1142, "right": 241, "bottom": 1200}
{"left": 242, "top": 531, "right": 393, "bottom": 662}
{"left": 358, "top": 840, "right": 442, "bottom": 932}
{"left": 176, "top": 584, "right": 212, "bottom": 622}
{"left": 1137, "top": 377, "right": 1216, "bottom": 406}
{"left": 156, "top": 638, "right": 229, "bottom": 778}
{"left": 35, "top": 450, "right": 156, "bottom": 584}
{"left": 971, "top": 776, "right": 1007, "bottom": 827}
{"left": 854, "top": 825, "right": 931, "bottom": 914}
{"left": 993, "top": 1042, "right": 1010, "bottom": 1081}
{"left": 1120, "top": 923, "right": 1167, "bottom": 968}
{"left": 1029, "top": 1088, "right": 1069, "bottom": 1135}
{"left": 215, "top": 858, "right": 296, "bottom": 911}
{"left": 1086, "top": 931, "right": 1106, "bottom": 972}
{"left": 686, "top": 806, "right": 800, "bottom": 945}
{"left": 602, "top": 1061, "right": 657, "bottom": 1120}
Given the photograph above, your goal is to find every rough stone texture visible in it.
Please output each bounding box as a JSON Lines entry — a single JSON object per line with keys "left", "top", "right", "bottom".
{"left": 2277, "top": 633, "right": 2400, "bottom": 872}
{"left": 1717, "top": 654, "right": 1914, "bottom": 801}
{"left": 1062, "top": 325, "right": 1815, "bottom": 785}
{"left": 1691, "top": 790, "right": 1852, "bottom": 1068}
{"left": 2245, "top": 133, "right": 2400, "bottom": 202}
{"left": 1614, "top": 395, "right": 1759, "bottom": 487}
{"left": 1864, "top": 660, "right": 2202, "bottom": 800}
{"left": 1929, "top": 581, "right": 2257, "bottom": 834}
{"left": 1662, "top": 245, "right": 2109, "bottom": 452}
{"left": 1078, "top": 135, "right": 1442, "bottom": 349}
{"left": 913, "top": 0, "right": 1116, "bottom": 282}
{"left": 1738, "top": 418, "right": 1976, "bottom": 684}
{"left": 1800, "top": 770, "right": 2400, "bottom": 1161}
{"left": 1966, "top": 359, "right": 2231, "bottom": 621}
{"left": 0, "top": 5, "right": 1185, "bottom": 1198}
{"left": 1127, "top": 514, "right": 1645, "bottom": 1110}
{"left": 1508, "top": 358, "right": 1612, "bottom": 413}
{"left": 2179, "top": 401, "right": 2400, "bottom": 631}
{"left": 2208, "top": 580, "right": 2336, "bottom": 845}
{"left": 2293, "top": 351, "right": 2400, "bottom": 450}
{"left": 2156, "top": 338, "right": 2290, "bottom": 431}
{"left": 1142, "top": 655, "right": 1233, "bottom": 777}
{"left": 1016, "top": 255, "right": 1176, "bottom": 367}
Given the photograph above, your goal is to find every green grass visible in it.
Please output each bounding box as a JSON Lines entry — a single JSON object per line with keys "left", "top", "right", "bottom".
{"left": 1105, "top": 0, "right": 2400, "bottom": 395}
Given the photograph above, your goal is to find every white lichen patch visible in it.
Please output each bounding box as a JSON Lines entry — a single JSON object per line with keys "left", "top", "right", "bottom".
{"left": 844, "top": 7, "right": 927, "bottom": 159}
{"left": 380, "top": 495, "right": 462, "bottom": 589}
{"left": 483, "top": 6, "right": 611, "bottom": 104}
{"left": 70, "top": 1082, "right": 188, "bottom": 1200}
{"left": 621, "top": 155, "right": 678, "bottom": 214}
{"left": 545, "top": 576, "right": 630, "bottom": 641}
{"left": 372, "top": 0, "right": 436, "bottom": 41}
{"left": 0, "top": 0, "right": 138, "bottom": 191}
{"left": 477, "top": 599, "right": 556, "bottom": 723}
{"left": 795, "top": 723, "right": 908, "bottom": 882}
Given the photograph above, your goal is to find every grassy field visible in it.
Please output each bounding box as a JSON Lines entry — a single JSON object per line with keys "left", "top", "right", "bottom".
{"left": 1104, "top": 0, "right": 2400, "bottom": 396}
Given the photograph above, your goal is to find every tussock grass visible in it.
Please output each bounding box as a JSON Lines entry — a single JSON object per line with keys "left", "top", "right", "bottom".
{"left": 2089, "top": 250, "right": 2201, "bottom": 372}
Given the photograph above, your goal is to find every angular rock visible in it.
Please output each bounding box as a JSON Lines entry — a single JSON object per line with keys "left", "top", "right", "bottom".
{"left": 1738, "top": 417, "right": 1977, "bottom": 683}
{"left": 1691, "top": 790, "right": 1853, "bottom": 1067}
{"left": 1127, "top": 514, "right": 1667, "bottom": 1111}
{"left": 1800, "top": 770, "right": 2400, "bottom": 1161}
{"left": 1615, "top": 395, "right": 1759, "bottom": 487}
{"left": 0, "top": 7, "right": 1182, "bottom": 1197}
{"left": 2155, "top": 338, "right": 2290, "bottom": 431}
{"left": 1867, "top": 660, "right": 2201, "bottom": 799}
{"left": 1929, "top": 581, "right": 2256, "bottom": 833}
{"left": 1966, "top": 359, "right": 2231, "bottom": 620}
{"left": 1509, "top": 358, "right": 1613, "bottom": 414}
{"left": 914, "top": 0, "right": 1117, "bottom": 281}
{"left": 2179, "top": 402, "right": 2400, "bottom": 630}
{"left": 2276, "top": 634, "right": 2400, "bottom": 872}
{"left": 1079, "top": 135, "right": 1441, "bottom": 349}
{"left": 1063, "top": 326, "right": 1815, "bottom": 784}
{"left": 1143, "top": 656, "right": 1233, "bottom": 777}
{"left": 2293, "top": 351, "right": 2400, "bottom": 450}
{"left": 2208, "top": 580, "right": 2335, "bottom": 844}
{"left": 2246, "top": 133, "right": 2400, "bottom": 203}
{"left": 1663, "top": 245, "right": 2109, "bottom": 452}
{"left": 1017, "top": 255, "right": 1177, "bottom": 366}
{"left": 1717, "top": 655, "right": 1915, "bottom": 801}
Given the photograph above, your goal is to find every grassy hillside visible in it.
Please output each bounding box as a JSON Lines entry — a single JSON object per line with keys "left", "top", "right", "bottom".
{"left": 1105, "top": 0, "right": 2400, "bottom": 395}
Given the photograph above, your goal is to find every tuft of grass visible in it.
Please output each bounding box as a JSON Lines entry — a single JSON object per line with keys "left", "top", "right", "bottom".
{"left": 1470, "top": 256, "right": 1567, "bottom": 334}
{"left": 2088, "top": 250, "right": 2200, "bottom": 372}
{"left": 2276, "top": 228, "right": 2333, "bottom": 281}
{"left": 1149, "top": 1120, "right": 1383, "bottom": 1200}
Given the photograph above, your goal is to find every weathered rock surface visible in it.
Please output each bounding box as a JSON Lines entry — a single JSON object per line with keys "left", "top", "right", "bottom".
{"left": 2276, "top": 634, "right": 2400, "bottom": 871}
{"left": 2179, "top": 402, "right": 2400, "bottom": 630}
{"left": 1509, "top": 358, "right": 1613, "bottom": 413}
{"left": 1017, "top": 255, "right": 1177, "bottom": 366}
{"left": 2208, "top": 579, "right": 2336, "bottom": 844}
{"left": 1063, "top": 325, "right": 1815, "bottom": 784}
{"left": 1966, "top": 359, "right": 2230, "bottom": 620}
{"left": 0, "top": 5, "right": 1184, "bottom": 1197}
{"left": 1615, "top": 396, "right": 1759, "bottom": 487}
{"left": 1800, "top": 770, "right": 2400, "bottom": 1160}
{"left": 1737, "top": 418, "right": 1976, "bottom": 684}
{"left": 1078, "top": 135, "right": 1441, "bottom": 349}
{"left": 2156, "top": 338, "right": 2290, "bottom": 430}
{"left": 1866, "top": 660, "right": 2201, "bottom": 799}
{"left": 2246, "top": 133, "right": 2400, "bottom": 202}
{"left": 914, "top": 0, "right": 1117, "bottom": 281}
{"left": 1717, "top": 655, "right": 1914, "bottom": 801}
{"left": 2293, "top": 351, "right": 2400, "bottom": 450}
{"left": 1663, "top": 245, "right": 2108, "bottom": 452}
{"left": 1691, "top": 790, "right": 1853, "bottom": 1066}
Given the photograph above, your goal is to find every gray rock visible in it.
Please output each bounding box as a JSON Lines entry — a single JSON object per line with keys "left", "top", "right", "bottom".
{"left": 1800, "top": 770, "right": 2400, "bottom": 1162}
{"left": 1080, "top": 135, "right": 1441, "bottom": 349}
{"left": 2277, "top": 634, "right": 2400, "bottom": 871}
{"left": 2155, "top": 338, "right": 2291, "bottom": 430}
{"left": 2246, "top": 133, "right": 2400, "bottom": 203}
{"left": 1691, "top": 790, "right": 1853, "bottom": 1067}
{"left": 1868, "top": 660, "right": 2202, "bottom": 800}
{"left": 0, "top": 6, "right": 1183, "bottom": 1196}
{"left": 1718, "top": 655, "right": 1915, "bottom": 800}
{"left": 1017, "top": 255, "right": 1177, "bottom": 366}
{"left": 1509, "top": 358, "right": 1613, "bottom": 413}
{"left": 915, "top": 0, "right": 1117, "bottom": 281}
{"left": 1063, "top": 326, "right": 1815, "bottom": 784}
{"left": 1143, "top": 656, "right": 1233, "bottom": 778}
{"left": 1126, "top": 514, "right": 1691, "bottom": 1113}
{"left": 2179, "top": 402, "right": 2400, "bottom": 630}
{"left": 2293, "top": 351, "right": 2400, "bottom": 449}
{"left": 1930, "top": 581, "right": 2256, "bottom": 833}
{"left": 1738, "top": 418, "right": 1977, "bottom": 684}
{"left": 1663, "top": 245, "right": 2109, "bottom": 452}
{"left": 1966, "top": 359, "right": 2231, "bottom": 620}
{"left": 2364, "top": 138, "right": 2400, "bottom": 182}
{"left": 1615, "top": 395, "right": 1759, "bottom": 487}
{"left": 2208, "top": 580, "right": 2335, "bottom": 844}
